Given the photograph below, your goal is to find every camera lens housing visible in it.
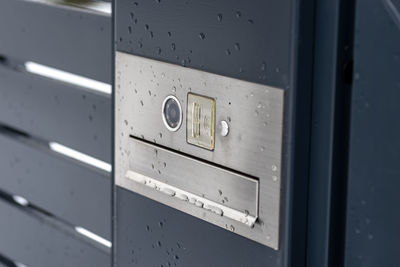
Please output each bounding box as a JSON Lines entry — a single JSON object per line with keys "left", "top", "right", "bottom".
{"left": 162, "top": 95, "right": 182, "bottom": 131}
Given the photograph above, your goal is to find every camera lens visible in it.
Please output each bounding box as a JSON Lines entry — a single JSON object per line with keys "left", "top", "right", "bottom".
{"left": 162, "top": 96, "right": 182, "bottom": 131}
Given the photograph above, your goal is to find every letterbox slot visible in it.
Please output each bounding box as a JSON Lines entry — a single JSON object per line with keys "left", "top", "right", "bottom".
{"left": 129, "top": 134, "right": 259, "bottom": 181}
{"left": 126, "top": 138, "right": 259, "bottom": 223}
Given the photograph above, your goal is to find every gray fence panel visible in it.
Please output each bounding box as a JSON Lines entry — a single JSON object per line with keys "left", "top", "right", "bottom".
{"left": 0, "top": 0, "right": 113, "bottom": 265}
{"left": 0, "top": 199, "right": 110, "bottom": 267}
{"left": 115, "top": 0, "right": 316, "bottom": 266}
{"left": 0, "top": 65, "right": 111, "bottom": 163}
{"left": 116, "top": 0, "right": 291, "bottom": 90}
{"left": 0, "top": 0, "right": 111, "bottom": 83}
{"left": 116, "top": 187, "right": 280, "bottom": 267}
{"left": 344, "top": 0, "right": 400, "bottom": 266}
{"left": 0, "top": 131, "right": 111, "bottom": 240}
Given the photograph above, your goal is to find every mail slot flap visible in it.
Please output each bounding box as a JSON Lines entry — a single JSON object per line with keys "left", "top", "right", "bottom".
{"left": 128, "top": 138, "right": 259, "bottom": 218}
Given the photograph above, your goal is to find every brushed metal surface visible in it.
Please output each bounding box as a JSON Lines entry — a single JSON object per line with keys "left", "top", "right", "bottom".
{"left": 115, "top": 52, "right": 285, "bottom": 249}
{"left": 127, "top": 138, "right": 258, "bottom": 218}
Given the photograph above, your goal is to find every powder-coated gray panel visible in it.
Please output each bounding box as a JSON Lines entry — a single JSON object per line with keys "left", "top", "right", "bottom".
{"left": 114, "top": 0, "right": 316, "bottom": 265}
{"left": 116, "top": 0, "right": 291, "bottom": 89}
{"left": 0, "top": 132, "right": 111, "bottom": 240}
{"left": 344, "top": 0, "right": 400, "bottom": 266}
{"left": 0, "top": 65, "right": 111, "bottom": 163}
{"left": 116, "top": 187, "right": 282, "bottom": 267}
{"left": 0, "top": 0, "right": 111, "bottom": 83}
{"left": 0, "top": 199, "right": 110, "bottom": 267}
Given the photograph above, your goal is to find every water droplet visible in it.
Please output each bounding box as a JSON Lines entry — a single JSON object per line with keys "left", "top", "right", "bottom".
{"left": 149, "top": 31, "right": 154, "bottom": 38}
{"left": 218, "top": 189, "right": 222, "bottom": 195}
{"left": 248, "top": 19, "right": 254, "bottom": 24}
{"left": 168, "top": 31, "right": 172, "bottom": 37}
{"left": 145, "top": 24, "right": 149, "bottom": 30}
{"left": 128, "top": 26, "right": 132, "bottom": 34}
{"left": 156, "top": 47, "right": 162, "bottom": 54}
{"left": 230, "top": 225, "right": 235, "bottom": 231}
{"left": 171, "top": 43, "right": 176, "bottom": 51}
{"left": 368, "top": 233, "right": 374, "bottom": 240}
{"left": 234, "top": 43, "right": 240, "bottom": 51}
{"left": 259, "top": 146, "right": 265, "bottom": 152}
{"left": 355, "top": 228, "right": 361, "bottom": 234}
{"left": 217, "top": 13, "right": 223, "bottom": 22}
{"left": 140, "top": 100, "right": 144, "bottom": 106}
{"left": 261, "top": 62, "right": 266, "bottom": 71}
{"left": 163, "top": 162, "right": 166, "bottom": 167}
{"left": 272, "top": 175, "right": 278, "bottom": 182}
{"left": 130, "top": 12, "right": 134, "bottom": 19}
{"left": 157, "top": 241, "right": 162, "bottom": 247}
{"left": 159, "top": 221, "right": 164, "bottom": 228}
{"left": 254, "top": 110, "right": 259, "bottom": 116}
{"left": 266, "top": 234, "right": 271, "bottom": 240}
{"left": 199, "top": 32, "right": 206, "bottom": 40}
{"left": 174, "top": 255, "right": 179, "bottom": 260}
{"left": 148, "top": 90, "right": 152, "bottom": 96}
{"left": 124, "top": 120, "right": 128, "bottom": 125}
{"left": 236, "top": 11, "right": 241, "bottom": 18}
{"left": 172, "top": 86, "right": 176, "bottom": 93}
{"left": 146, "top": 225, "right": 150, "bottom": 231}
{"left": 181, "top": 59, "right": 186, "bottom": 66}
{"left": 151, "top": 164, "right": 155, "bottom": 169}
{"left": 225, "top": 49, "right": 231, "bottom": 55}
{"left": 272, "top": 165, "right": 278, "bottom": 171}
{"left": 138, "top": 41, "right": 143, "bottom": 48}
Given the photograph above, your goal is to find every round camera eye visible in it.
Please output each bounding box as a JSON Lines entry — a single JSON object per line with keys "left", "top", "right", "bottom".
{"left": 162, "top": 96, "right": 182, "bottom": 131}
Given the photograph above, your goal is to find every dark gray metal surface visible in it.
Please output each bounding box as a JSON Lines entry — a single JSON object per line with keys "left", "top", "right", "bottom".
{"left": 306, "top": 0, "right": 354, "bottom": 266}
{"left": 116, "top": 0, "right": 291, "bottom": 89}
{"left": 0, "top": 65, "right": 111, "bottom": 163}
{"left": 0, "top": 130, "right": 111, "bottom": 240}
{"left": 0, "top": 0, "right": 113, "bottom": 265}
{"left": 0, "top": 198, "right": 110, "bottom": 267}
{"left": 344, "top": 0, "right": 400, "bottom": 266}
{"left": 0, "top": 0, "right": 111, "bottom": 83}
{"left": 115, "top": 0, "right": 316, "bottom": 266}
{"left": 116, "top": 187, "right": 281, "bottom": 267}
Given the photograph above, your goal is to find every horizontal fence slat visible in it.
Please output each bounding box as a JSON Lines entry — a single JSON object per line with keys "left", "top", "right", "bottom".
{"left": 0, "top": 65, "right": 111, "bottom": 162}
{"left": 0, "top": 132, "right": 111, "bottom": 239}
{"left": 0, "top": 199, "right": 110, "bottom": 267}
{"left": 0, "top": 0, "right": 111, "bottom": 83}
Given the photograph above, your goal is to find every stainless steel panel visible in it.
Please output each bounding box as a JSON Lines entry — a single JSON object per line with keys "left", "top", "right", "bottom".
{"left": 115, "top": 52, "right": 285, "bottom": 249}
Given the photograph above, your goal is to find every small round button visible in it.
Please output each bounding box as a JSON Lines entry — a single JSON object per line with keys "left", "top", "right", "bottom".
{"left": 162, "top": 95, "right": 182, "bottom": 131}
{"left": 220, "top": 120, "right": 229, "bottom": 137}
